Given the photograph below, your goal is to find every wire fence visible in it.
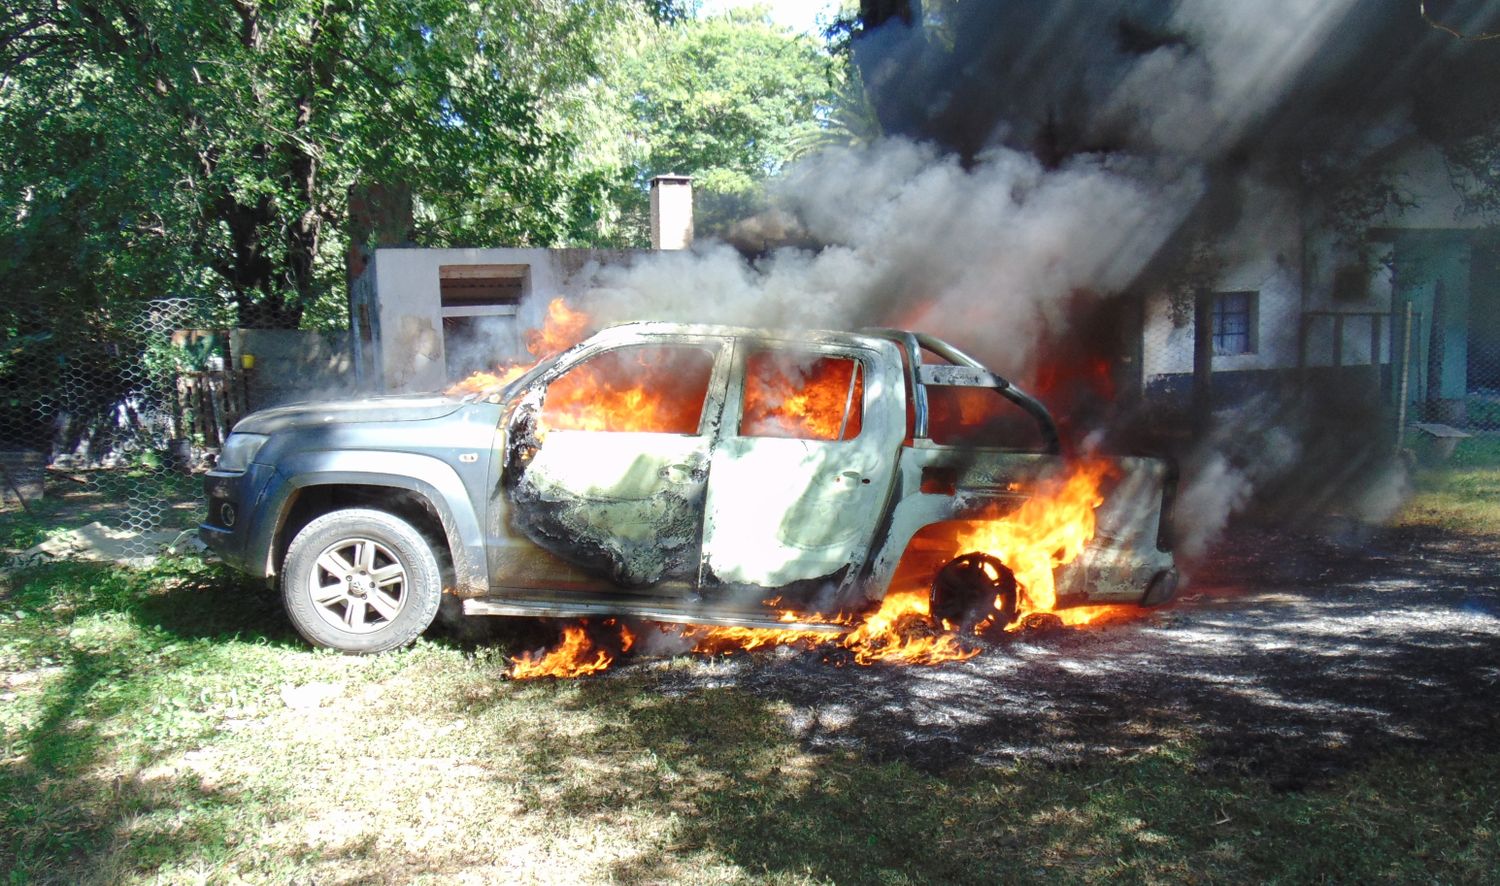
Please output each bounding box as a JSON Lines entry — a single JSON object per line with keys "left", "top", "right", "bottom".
{"left": 0, "top": 296, "right": 238, "bottom": 562}
{"left": 1135, "top": 280, "right": 1500, "bottom": 468}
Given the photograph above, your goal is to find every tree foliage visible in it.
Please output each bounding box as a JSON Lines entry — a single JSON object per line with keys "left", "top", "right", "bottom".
{"left": 1, "top": 0, "right": 633, "bottom": 329}
{"left": 1, "top": 0, "right": 852, "bottom": 332}
{"left": 579, "top": 6, "right": 841, "bottom": 242}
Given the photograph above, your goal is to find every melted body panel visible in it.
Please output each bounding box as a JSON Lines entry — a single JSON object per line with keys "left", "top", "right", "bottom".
{"left": 512, "top": 430, "right": 711, "bottom": 586}
{"left": 700, "top": 336, "right": 905, "bottom": 590}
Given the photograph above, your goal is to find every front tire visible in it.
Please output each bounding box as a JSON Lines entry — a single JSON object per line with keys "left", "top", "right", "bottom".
{"left": 281, "top": 508, "right": 444, "bottom": 654}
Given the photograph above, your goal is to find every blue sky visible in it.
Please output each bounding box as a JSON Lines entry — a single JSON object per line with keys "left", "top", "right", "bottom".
{"left": 696, "top": 0, "right": 841, "bottom": 37}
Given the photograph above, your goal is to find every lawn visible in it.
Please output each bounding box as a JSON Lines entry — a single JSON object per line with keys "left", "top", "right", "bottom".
{"left": 1, "top": 456, "right": 1498, "bottom": 883}
{"left": 1396, "top": 435, "right": 1500, "bottom": 539}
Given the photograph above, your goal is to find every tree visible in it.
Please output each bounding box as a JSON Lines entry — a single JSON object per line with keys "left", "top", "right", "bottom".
{"left": 582, "top": 6, "right": 840, "bottom": 242}
{"left": 0, "top": 0, "right": 638, "bottom": 329}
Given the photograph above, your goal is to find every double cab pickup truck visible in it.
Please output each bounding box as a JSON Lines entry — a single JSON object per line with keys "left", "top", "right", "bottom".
{"left": 201, "top": 323, "right": 1177, "bottom": 653}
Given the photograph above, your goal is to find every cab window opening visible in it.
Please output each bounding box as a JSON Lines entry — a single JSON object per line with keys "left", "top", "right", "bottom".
{"left": 740, "top": 349, "right": 864, "bottom": 441}
{"left": 541, "top": 344, "right": 715, "bottom": 434}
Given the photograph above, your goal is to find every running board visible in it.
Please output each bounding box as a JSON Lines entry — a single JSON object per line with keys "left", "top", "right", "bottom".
{"left": 461, "top": 596, "right": 846, "bottom": 634}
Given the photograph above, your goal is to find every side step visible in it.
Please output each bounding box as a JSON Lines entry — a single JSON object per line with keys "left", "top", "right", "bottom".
{"left": 461, "top": 595, "right": 846, "bottom": 634}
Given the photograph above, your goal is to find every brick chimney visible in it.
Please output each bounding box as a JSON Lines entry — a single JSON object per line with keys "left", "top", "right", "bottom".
{"left": 649, "top": 175, "right": 694, "bottom": 250}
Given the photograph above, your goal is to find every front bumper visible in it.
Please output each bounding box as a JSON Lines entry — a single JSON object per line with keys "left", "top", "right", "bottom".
{"left": 199, "top": 464, "right": 276, "bottom": 574}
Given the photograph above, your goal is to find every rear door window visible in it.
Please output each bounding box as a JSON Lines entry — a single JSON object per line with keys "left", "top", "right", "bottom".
{"left": 919, "top": 347, "right": 1046, "bottom": 449}
{"left": 740, "top": 349, "right": 864, "bottom": 441}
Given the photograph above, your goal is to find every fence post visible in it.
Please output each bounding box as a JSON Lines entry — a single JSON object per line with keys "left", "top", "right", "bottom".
{"left": 1396, "top": 301, "right": 1413, "bottom": 452}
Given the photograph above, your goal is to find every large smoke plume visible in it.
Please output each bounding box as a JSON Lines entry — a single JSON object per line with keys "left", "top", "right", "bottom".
{"left": 526, "top": 0, "right": 1499, "bottom": 563}
{"left": 586, "top": 142, "right": 1198, "bottom": 379}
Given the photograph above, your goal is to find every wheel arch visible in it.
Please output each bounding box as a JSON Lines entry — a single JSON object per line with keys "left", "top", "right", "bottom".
{"left": 264, "top": 452, "right": 487, "bottom": 594}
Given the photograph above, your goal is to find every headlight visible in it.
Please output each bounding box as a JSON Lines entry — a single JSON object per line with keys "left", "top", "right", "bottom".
{"left": 215, "top": 433, "right": 269, "bottom": 473}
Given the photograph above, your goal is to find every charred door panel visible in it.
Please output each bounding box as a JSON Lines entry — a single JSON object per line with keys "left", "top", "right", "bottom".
{"left": 701, "top": 338, "right": 905, "bottom": 590}
{"left": 512, "top": 432, "right": 710, "bottom": 586}
{"left": 503, "top": 341, "right": 725, "bottom": 589}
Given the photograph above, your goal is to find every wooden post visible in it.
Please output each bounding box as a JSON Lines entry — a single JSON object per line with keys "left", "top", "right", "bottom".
{"left": 1192, "top": 292, "right": 1215, "bottom": 433}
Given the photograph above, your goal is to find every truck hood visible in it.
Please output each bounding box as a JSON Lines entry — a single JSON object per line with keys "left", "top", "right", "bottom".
{"left": 233, "top": 394, "right": 468, "bottom": 435}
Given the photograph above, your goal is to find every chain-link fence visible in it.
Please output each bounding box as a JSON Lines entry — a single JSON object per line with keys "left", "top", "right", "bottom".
{"left": 0, "top": 296, "right": 238, "bottom": 562}
{"left": 1465, "top": 241, "right": 1500, "bottom": 432}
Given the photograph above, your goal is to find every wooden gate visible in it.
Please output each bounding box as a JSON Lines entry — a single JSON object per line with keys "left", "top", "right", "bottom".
{"left": 174, "top": 371, "right": 250, "bottom": 447}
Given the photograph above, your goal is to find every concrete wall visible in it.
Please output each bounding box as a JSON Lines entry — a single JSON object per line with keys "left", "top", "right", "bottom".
{"left": 231, "top": 328, "right": 355, "bottom": 408}
{"left": 357, "top": 247, "right": 640, "bottom": 394}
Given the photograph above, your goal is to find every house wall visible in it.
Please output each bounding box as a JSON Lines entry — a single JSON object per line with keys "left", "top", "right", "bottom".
{"left": 1141, "top": 181, "right": 1306, "bottom": 381}
{"left": 1377, "top": 143, "right": 1489, "bottom": 232}
{"left": 356, "top": 247, "right": 639, "bottom": 394}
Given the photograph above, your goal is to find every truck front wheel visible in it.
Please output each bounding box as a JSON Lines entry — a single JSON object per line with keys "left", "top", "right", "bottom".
{"left": 281, "top": 508, "right": 444, "bottom": 654}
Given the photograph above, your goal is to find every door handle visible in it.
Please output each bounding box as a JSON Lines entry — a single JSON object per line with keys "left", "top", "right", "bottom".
{"left": 839, "top": 470, "right": 870, "bottom": 485}
{"left": 661, "top": 464, "right": 695, "bottom": 483}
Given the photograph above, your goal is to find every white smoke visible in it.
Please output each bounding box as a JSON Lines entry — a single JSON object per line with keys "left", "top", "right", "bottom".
{"left": 1172, "top": 397, "right": 1306, "bottom": 561}
{"left": 582, "top": 140, "right": 1200, "bottom": 379}
{"left": 493, "top": 0, "right": 1410, "bottom": 564}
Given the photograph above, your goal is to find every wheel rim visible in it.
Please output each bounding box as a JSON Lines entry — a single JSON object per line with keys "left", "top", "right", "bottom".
{"left": 308, "top": 537, "right": 408, "bottom": 634}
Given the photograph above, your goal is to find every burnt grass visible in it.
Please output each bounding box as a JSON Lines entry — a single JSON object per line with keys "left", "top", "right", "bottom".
{"left": 634, "top": 523, "right": 1500, "bottom": 789}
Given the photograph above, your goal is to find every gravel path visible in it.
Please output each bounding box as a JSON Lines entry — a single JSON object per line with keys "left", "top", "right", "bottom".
{"left": 644, "top": 525, "right": 1500, "bottom": 785}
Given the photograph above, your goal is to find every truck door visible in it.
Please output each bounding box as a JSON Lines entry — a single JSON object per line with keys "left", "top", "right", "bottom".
{"left": 504, "top": 338, "right": 727, "bottom": 588}
{"left": 700, "top": 337, "right": 906, "bottom": 591}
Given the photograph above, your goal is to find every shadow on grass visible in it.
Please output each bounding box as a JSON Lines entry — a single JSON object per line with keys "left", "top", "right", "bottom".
{"left": 451, "top": 675, "right": 1498, "bottom": 885}
{"left": 131, "top": 569, "right": 301, "bottom": 650}
{"left": 1, "top": 659, "right": 249, "bottom": 881}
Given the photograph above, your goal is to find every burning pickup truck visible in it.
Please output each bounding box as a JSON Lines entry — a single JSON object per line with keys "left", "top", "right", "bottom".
{"left": 201, "top": 320, "right": 1177, "bottom": 657}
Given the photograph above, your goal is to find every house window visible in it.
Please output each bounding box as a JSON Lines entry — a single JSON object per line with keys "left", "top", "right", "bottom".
{"left": 1212, "top": 291, "right": 1256, "bottom": 356}
{"left": 440, "top": 264, "right": 530, "bottom": 378}
{"left": 439, "top": 264, "right": 527, "bottom": 310}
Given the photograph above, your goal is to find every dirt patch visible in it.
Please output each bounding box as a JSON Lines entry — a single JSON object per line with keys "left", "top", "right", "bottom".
{"left": 629, "top": 525, "right": 1500, "bottom": 787}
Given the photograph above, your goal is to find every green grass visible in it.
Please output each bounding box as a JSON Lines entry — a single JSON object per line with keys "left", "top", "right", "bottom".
{"left": 1, "top": 458, "right": 1498, "bottom": 882}
{"left": 1, "top": 554, "right": 1499, "bottom": 883}
{"left": 1398, "top": 436, "right": 1500, "bottom": 538}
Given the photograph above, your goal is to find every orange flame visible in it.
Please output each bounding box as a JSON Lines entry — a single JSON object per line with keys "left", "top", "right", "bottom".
{"left": 509, "top": 625, "right": 612, "bottom": 679}
{"left": 952, "top": 460, "right": 1110, "bottom": 614}
{"left": 741, "top": 352, "right": 864, "bottom": 441}
{"left": 688, "top": 624, "right": 830, "bottom": 655}
{"left": 836, "top": 588, "right": 980, "bottom": 664}
{"left": 510, "top": 619, "right": 636, "bottom": 680}
{"left": 538, "top": 347, "right": 712, "bottom": 434}
{"left": 527, "top": 298, "right": 591, "bottom": 355}
{"left": 447, "top": 298, "right": 593, "bottom": 396}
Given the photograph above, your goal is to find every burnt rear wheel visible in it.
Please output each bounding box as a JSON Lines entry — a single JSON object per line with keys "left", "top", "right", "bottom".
{"left": 930, "top": 552, "right": 1018, "bottom": 632}
{"left": 281, "top": 508, "right": 443, "bottom": 654}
